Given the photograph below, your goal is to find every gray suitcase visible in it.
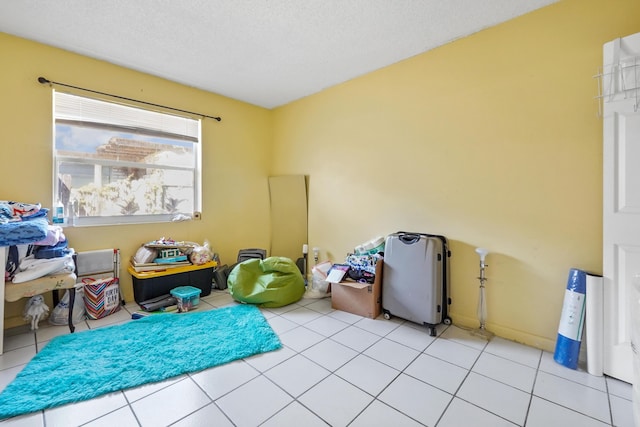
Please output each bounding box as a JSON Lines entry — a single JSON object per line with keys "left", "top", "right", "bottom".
{"left": 382, "top": 232, "right": 451, "bottom": 336}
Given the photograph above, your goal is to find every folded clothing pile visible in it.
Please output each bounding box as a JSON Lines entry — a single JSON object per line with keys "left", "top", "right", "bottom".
{"left": 0, "top": 201, "right": 46, "bottom": 224}
{"left": 34, "top": 239, "right": 72, "bottom": 259}
{"left": 5, "top": 224, "right": 75, "bottom": 283}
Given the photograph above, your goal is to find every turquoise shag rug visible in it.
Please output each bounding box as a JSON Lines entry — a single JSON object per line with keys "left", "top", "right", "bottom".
{"left": 0, "top": 304, "right": 281, "bottom": 419}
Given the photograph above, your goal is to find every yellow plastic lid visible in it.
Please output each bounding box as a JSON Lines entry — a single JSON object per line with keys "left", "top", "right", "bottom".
{"left": 128, "top": 261, "right": 217, "bottom": 279}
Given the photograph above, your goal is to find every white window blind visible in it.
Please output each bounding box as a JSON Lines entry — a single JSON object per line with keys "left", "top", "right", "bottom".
{"left": 55, "top": 92, "right": 199, "bottom": 141}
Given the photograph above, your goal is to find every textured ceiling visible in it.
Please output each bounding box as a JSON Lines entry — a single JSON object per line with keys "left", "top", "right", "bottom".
{"left": 0, "top": 0, "right": 558, "bottom": 109}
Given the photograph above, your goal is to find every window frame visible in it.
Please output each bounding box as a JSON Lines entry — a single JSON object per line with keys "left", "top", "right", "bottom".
{"left": 52, "top": 91, "right": 202, "bottom": 227}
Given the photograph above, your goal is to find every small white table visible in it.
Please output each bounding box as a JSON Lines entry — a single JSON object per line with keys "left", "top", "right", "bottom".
{"left": 1, "top": 247, "right": 78, "bottom": 354}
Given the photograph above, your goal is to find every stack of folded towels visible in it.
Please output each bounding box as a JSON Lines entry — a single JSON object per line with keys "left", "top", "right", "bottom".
{"left": 6, "top": 224, "right": 75, "bottom": 284}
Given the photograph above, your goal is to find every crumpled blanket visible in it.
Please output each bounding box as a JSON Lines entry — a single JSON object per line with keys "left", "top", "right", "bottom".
{"left": 12, "top": 250, "right": 75, "bottom": 284}
{"left": 0, "top": 216, "right": 49, "bottom": 247}
{"left": 0, "top": 201, "right": 49, "bottom": 247}
{"left": 0, "top": 201, "right": 46, "bottom": 223}
{"left": 33, "top": 225, "right": 66, "bottom": 247}
{"left": 34, "top": 239, "right": 71, "bottom": 259}
{"left": 346, "top": 253, "right": 383, "bottom": 275}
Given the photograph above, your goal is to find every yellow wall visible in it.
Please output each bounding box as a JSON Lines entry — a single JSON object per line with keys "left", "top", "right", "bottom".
{"left": 2, "top": 0, "right": 639, "bottom": 350}
{"left": 0, "top": 33, "right": 273, "bottom": 326}
{"left": 272, "top": 0, "right": 640, "bottom": 350}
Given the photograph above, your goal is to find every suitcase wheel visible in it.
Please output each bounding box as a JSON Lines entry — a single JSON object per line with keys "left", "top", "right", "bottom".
{"left": 428, "top": 326, "right": 436, "bottom": 337}
{"left": 383, "top": 310, "right": 391, "bottom": 320}
{"left": 443, "top": 317, "right": 452, "bottom": 325}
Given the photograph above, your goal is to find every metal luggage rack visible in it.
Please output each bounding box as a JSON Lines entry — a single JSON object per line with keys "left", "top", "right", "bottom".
{"left": 594, "top": 55, "right": 640, "bottom": 116}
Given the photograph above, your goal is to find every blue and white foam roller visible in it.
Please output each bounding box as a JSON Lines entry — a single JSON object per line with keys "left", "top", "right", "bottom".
{"left": 554, "top": 268, "right": 587, "bottom": 370}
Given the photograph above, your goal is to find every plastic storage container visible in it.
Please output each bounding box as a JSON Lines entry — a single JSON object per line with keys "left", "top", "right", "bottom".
{"left": 170, "top": 285, "right": 201, "bottom": 312}
{"left": 128, "top": 261, "right": 215, "bottom": 303}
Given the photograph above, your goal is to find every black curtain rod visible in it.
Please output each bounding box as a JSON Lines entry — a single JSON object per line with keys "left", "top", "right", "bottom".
{"left": 37, "top": 76, "right": 222, "bottom": 122}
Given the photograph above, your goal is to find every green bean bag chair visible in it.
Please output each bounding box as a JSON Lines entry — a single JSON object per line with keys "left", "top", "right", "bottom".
{"left": 228, "top": 256, "right": 305, "bottom": 307}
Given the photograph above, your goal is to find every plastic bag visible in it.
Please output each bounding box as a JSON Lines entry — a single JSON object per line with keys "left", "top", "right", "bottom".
{"left": 189, "top": 240, "right": 214, "bottom": 265}
{"left": 49, "top": 286, "right": 86, "bottom": 325}
{"left": 311, "top": 261, "right": 332, "bottom": 293}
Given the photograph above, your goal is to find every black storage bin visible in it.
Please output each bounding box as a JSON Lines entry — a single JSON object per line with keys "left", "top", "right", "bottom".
{"left": 128, "top": 262, "right": 215, "bottom": 303}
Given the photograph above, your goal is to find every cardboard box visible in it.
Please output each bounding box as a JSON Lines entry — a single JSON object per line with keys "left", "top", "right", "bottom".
{"left": 330, "top": 260, "right": 382, "bottom": 318}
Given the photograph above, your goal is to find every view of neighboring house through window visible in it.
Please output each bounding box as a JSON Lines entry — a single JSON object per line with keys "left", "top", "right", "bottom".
{"left": 53, "top": 91, "right": 201, "bottom": 226}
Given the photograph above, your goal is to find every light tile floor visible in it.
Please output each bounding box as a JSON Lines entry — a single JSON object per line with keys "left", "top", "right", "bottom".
{"left": 0, "top": 290, "right": 634, "bottom": 427}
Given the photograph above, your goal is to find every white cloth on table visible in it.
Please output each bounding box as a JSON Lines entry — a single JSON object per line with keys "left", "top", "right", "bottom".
{"left": 12, "top": 251, "right": 75, "bottom": 284}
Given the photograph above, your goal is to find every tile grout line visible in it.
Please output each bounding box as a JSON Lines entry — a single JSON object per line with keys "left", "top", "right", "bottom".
{"left": 521, "top": 346, "right": 544, "bottom": 427}
{"left": 434, "top": 334, "right": 523, "bottom": 427}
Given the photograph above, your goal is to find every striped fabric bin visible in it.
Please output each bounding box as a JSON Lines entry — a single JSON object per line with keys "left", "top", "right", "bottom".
{"left": 83, "top": 277, "right": 121, "bottom": 320}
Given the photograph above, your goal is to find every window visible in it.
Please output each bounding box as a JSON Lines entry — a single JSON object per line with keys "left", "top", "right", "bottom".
{"left": 53, "top": 92, "right": 202, "bottom": 226}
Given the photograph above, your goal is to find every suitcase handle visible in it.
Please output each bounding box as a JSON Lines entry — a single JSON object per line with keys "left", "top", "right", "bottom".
{"left": 398, "top": 233, "right": 421, "bottom": 244}
{"left": 396, "top": 231, "right": 449, "bottom": 254}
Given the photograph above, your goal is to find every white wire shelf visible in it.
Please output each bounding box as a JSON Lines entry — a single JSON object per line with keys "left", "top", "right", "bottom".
{"left": 594, "top": 56, "right": 640, "bottom": 116}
